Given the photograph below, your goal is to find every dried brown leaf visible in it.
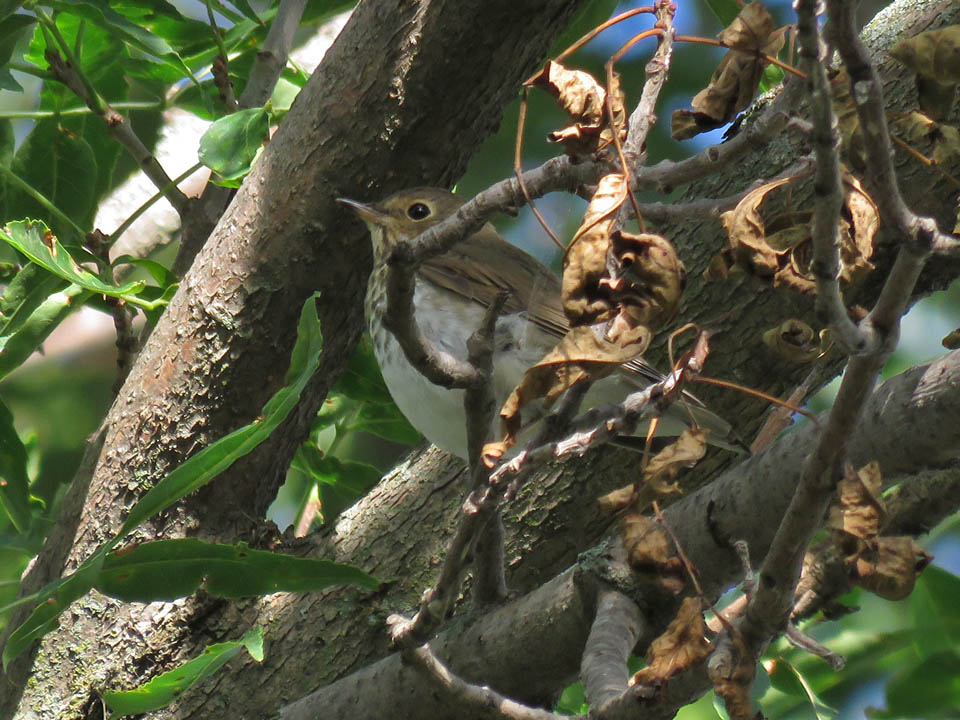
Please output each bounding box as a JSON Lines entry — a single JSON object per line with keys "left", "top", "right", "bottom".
{"left": 830, "top": 461, "right": 886, "bottom": 558}
{"left": 762, "top": 319, "right": 822, "bottom": 363}
{"left": 703, "top": 250, "right": 732, "bottom": 281}
{"left": 942, "top": 328, "right": 960, "bottom": 349}
{"left": 498, "top": 324, "right": 649, "bottom": 446}
{"left": 891, "top": 27, "right": 960, "bottom": 120}
{"left": 854, "top": 536, "right": 933, "bottom": 601}
{"left": 622, "top": 513, "right": 687, "bottom": 595}
{"left": 631, "top": 597, "right": 712, "bottom": 686}
{"left": 719, "top": 176, "right": 793, "bottom": 277}
{"left": 719, "top": 170, "right": 878, "bottom": 296}
{"left": 610, "top": 230, "right": 687, "bottom": 333}
{"left": 712, "top": 633, "right": 759, "bottom": 720}
{"left": 890, "top": 26, "right": 960, "bottom": 83}
{"left": 643, "top": 427, "right": 709, "bottom": 496}
{"left": 671, "top": 2, "right": 787, "bottom": 140}
{"left": 530, "top": 60, "right": 627, "bottom": 156}
{"left": 563, "top": 173, "right": 627, "bottom": 325}
{"left": 893, "top": 112, "right": 960, "bottom": 163}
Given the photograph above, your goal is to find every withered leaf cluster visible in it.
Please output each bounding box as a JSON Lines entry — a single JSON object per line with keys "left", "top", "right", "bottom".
{"left": 672, "top": 2, "right": 787, "bottom": 140}
{"left": 598, "top": 427, "right": 709, "bottom": 514}
{"left": 714, "top": 171, "right": 879, "bottom": 296}
{"left": 528, "top": 60, "right": 627, "bottom": 157}
{"left": 829, "top": 462, "right": 933, "bottom": 600}
{"left": 890, "top": 25, "right": 960, "bottom": 121}
{"left": 630, "top": 597, "right": 712, "bottom": 687}
{"left": 489, "top": 172, "right": 688, "bottom": 454}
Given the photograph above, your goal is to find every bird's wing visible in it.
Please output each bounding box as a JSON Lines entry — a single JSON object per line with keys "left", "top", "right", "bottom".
{"left": 418, "top": 229, "right": 672, "bottom": 387}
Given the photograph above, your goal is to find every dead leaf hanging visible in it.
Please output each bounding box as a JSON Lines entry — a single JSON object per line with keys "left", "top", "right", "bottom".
{"left": 671, "top": 2, "right": 788, "bottom": 140}
{"left": 762, "top": 318, "right": 824, "bottom": 363}
{"left": 528, "top": 60, "right": 627, "bottom": 156}
{"left": 630, "top": 597, "right": 711, "bottom": 686}
{"left": 497, "top": 324, "right": 650, "bottom": 449}
{"left": 890, "top": 25, "right": 960, "bottom": 120}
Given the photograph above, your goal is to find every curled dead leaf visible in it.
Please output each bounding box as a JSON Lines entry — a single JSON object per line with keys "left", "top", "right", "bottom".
{"left": 643, "top": 427, "right": 709, "bottom": 496}
{"left": 631, "top": 597, "right": 712, "bottom": 686}
{"left": 671, "top": 2, "right": 787, "bottom": 140}
{"left": 762, "top": 319, "right": 823, "bottom": 363}
{"left": 853, "top": 536, "right": 933, "bottom": 601}
{"left": 498, "top": 324, "right": 650, "bottom": 448}
{"left": 529, "top": 60, "right": 627, "bottom": 156}
{"left": 563, "top": 173, "right": 627, "bottom": 325}
{"left": 830, "top": 462, "right": 886, "bottom": 558}
{"left": 890, "top": 26, "right": 960, "bottom": 120}
{"left": 622, "top": 513, "right": 687, "bottom": 595}
{"left": 718, "top": 170, "right": 878, "bottom": 296}
{"left": 942, "top": 328, "right": 960, "bottom": 349}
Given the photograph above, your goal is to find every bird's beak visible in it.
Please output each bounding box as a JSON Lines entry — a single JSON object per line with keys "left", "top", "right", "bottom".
{"left": 336, "top": 197, "right": 386, "bottom": 226}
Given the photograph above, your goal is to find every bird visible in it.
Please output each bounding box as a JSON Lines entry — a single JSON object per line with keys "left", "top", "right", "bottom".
{"left": 337, "top": 187, "right": 735, "bottom": 461}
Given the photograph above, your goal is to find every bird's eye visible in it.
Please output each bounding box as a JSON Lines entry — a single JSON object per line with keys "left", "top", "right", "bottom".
{"left": 407, "top": 202, "right": 431, "bottom": 220}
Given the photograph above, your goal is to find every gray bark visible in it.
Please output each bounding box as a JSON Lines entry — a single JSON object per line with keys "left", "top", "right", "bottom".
{"left": 5, "top": 0, "right": 960, "bottom": 718}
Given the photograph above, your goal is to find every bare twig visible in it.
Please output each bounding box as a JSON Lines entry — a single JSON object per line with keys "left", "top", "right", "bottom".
{"left": 580, "top": 590, "right": 644, "bottom": 708}
{"left": 43, "top": 48, "right": 189, "bottom": 215}
{"left": 404, "top": 645, "right": 569, "bottom": 720}
{"left": 795, "top": 0, "right": 874, "bottom": 354}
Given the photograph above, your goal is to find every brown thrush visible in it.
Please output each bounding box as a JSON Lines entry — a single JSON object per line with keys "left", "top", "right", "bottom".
{"left": 338, "top": 188, "right": 735, "bottom": 460}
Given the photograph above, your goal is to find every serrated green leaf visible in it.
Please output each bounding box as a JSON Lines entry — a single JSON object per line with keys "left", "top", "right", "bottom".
{"left": 118, "top": 293, "right": 323, "bottom": 536}
{"left": 97, "top": 538, "right": 378, "bottom": 601}
{"left": 102, "top": 628, "right": 264, "bottom": 719}
{"left": 2, "top": 294, "right": 323, "bottom": 667}
{"left": 198, "top": 107, "right": 269, "bottom": 182}
{"left": 0, "top": 283, "right": 90, "bottom": 380}
{"left": 50, "top": 0, "right": 192, "bottom": 79}
{"left": 0, "top": 397, "right": 31, "bottom": 533}
{"left": 1, "top": 551, "right": 103, "bottom": 670}
{"left": 6, "top": 121, "right": 98, "bottom": 239}
{"left": 0, "top": 221, "right": 145, "bottom": 299}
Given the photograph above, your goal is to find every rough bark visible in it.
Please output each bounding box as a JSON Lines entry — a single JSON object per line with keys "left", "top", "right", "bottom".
{"left": 2, "top": 1, "right": 586, "bottom": 717}
{"left": 5, "top": 0, "right": 960, "bottom": 718}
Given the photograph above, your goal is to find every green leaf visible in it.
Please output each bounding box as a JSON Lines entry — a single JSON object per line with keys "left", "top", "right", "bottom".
{"left": 6, "top": 121, "right": 98, "bottom": 240}
{"left": 49, "top": 0, "right": 193, "bottom": 79}
{"left": 884, "top": 650, "right": 960, "bottom": 717}
{"left": 198, "top": 107, "right": 269, "bottom": 183}
{"left": 0, "top": 264, "right": 68, "bottom": 337}
{"left": 0, "top": 13, "right": 35, "bottom": 91}
{"left": 704, "top": 0, "right": 742, "bottom": 27}
{"left": 765, "top": 657, "right": 836, "bottom": 719}
{"left": 0, "top": 397, "right": 32, "bottom": 534}
{"left": 1, "top": 552, "right": 103, "bottom": 670}
{"left": 224, "top": 0, "right": 264, "bottom": 27}
{"left": 1, "top": 294, "right": 322, "bottom": 667}
{"left": 101, "top": 628, "right": 264, "bottom": 719}
{"left": 0, "top": 283, "right": 90, "bottom": 380}
{"left": 97, "top": 538, "right": 378, "bottom": 601}
{"left": 111, "top": 254, "right": 177, "bottom": 289}
{"left": 348, "top": 401, "right": 421, "bottom": 445}
{"left": 333, "top": 337, "right": 395, "bottom": 404}
{"left": 118, "top": 292, "right": 323, "bottom": 536}
{"left": 908, "top": 564, "right": 960, "bottom": 655}
{"left": 293, "top": 445, "right": 382, "bottom": 523}
{"left": 0, "top": 220, "right": 145, "bottom": 299}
